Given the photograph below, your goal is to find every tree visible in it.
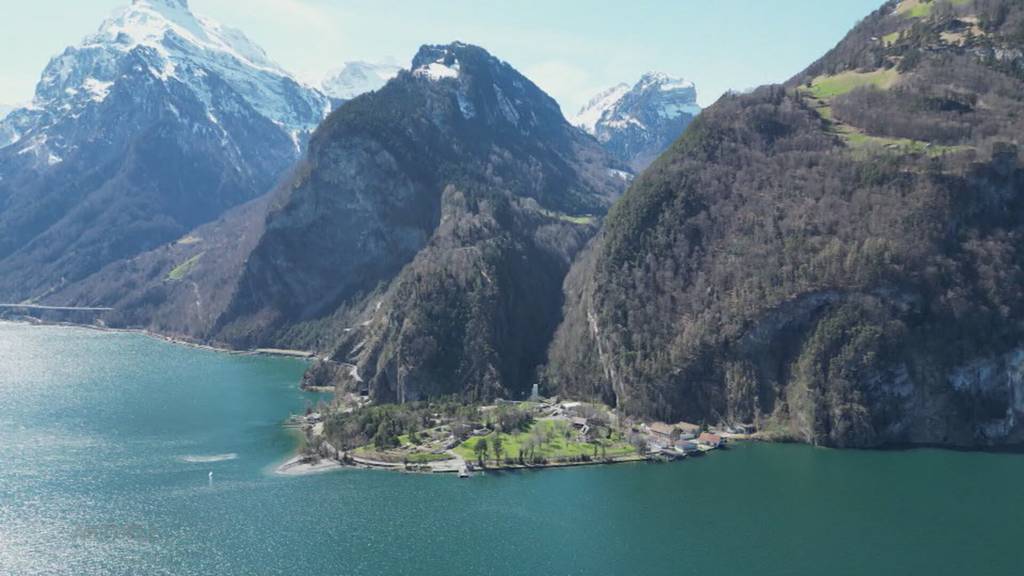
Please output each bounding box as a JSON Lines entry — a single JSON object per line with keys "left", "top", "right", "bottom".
{"left": 629, "top": 433, "right": 649, "bottom": 456}
{"left": 373, "top": 414, "right": 400, "bottom": 449}
{"left": 491, "top": 435, "right": 504, "bottom": 463}
{"left": 529, "top": 427, "right": 546, "bottom": 453}
{"left": 522, "top": 436, "right": 537, "bottom": 463}
{"left": 474, "top": 438, "right": 488, "bottom": 466}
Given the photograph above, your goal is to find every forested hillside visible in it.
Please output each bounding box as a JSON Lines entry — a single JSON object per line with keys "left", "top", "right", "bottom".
{"left": 547, "top": 0, "right": 1024, "bottom": 448}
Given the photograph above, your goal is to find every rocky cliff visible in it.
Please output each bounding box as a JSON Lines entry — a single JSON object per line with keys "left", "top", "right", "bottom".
{"left": 53, "top": 42, "right": 625, "bottom": 402}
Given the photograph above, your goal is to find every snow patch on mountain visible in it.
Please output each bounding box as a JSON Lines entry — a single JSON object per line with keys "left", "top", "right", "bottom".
{"left": 573, "top": 83, "right": 629, "bottom": 134}
{"left": 456, "top": 92, "right": 476, "bottom": 119}
{"left": 411, "top": 43, "right": 472, "bottom": 83}
{"left": 415, "top": 60, "right": 460, "bottom": 81}
{"left": 322, "top": 61, "right": 402, "bottom": 100}
{"left": 643, "top": 72, "right": 695, "bottom": 93}
{"left": 608, "top": 168, "right": 633, "bottom": 182}
{"left": 659, "top": 101, "right": 702, "bottom": 118}
{"left": 82, "top": 78, "right": 114, "bottom": 102}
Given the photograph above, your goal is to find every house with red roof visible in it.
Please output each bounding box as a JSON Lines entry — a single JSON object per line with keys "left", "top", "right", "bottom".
{"left": 697, "top": 432, "right": 723, "bottom": 449}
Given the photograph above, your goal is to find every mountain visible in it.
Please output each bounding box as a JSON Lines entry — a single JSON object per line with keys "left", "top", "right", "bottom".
{"left": 573, "top": 72, "right": 700, "bottom": 171}
{"left": 0, "top": 104, "right": 14, "bottom": 120}
{"left": 52, "top": 42, "right": 626, "bottom": 403}
{"left": 0, "top": 0, "right": 330, "bottom": 301}
{"left": 321, "top": 61, "right": 402, "bottom": 102}
{"left": 547, "top": 0, "right": 1024, "bottom": 448}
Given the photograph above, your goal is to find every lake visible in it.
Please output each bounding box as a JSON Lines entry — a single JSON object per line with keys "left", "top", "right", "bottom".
{"left": 1, "top": 322, "right": 1022, "bottom": 575}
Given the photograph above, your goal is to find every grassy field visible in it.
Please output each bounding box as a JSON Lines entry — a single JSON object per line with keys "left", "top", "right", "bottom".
{"left": 812, "top": 104, "right": 834, "bottom": 121}
{"left": 804, "top": 95, "right": 968, "bottom": 158}
{"left": 167, "top": 252, "right": 204, "bottom": 281}
{"left": 807, "top": 69, "right": 900, "bottom": 100}
{"left": 352, "top": 445, "right": 453, "bottom": 463}
{"left": 404, "top": 452, "right": 453, "bottom": 463}
{"left": 896, "top": 0, "right": 971, "bottom": 19}
{"left": 798, "top": 68, "right": 969, "bottom": 157}
{"left": 898, "top": 0, "right": 934, "bottom": 18}
{"left": 454, "top": 418, "right": 636, "bottom": 464}
{"left": 540, "top": 209, "right": 597, "bottom": 226}
{"left": 841, "top": 131, "right": 968, "bottom": 157}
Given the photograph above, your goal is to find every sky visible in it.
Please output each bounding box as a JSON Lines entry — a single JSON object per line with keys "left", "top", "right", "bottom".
{"left": 0, "top": 0, "right": 886, "bottom": 116}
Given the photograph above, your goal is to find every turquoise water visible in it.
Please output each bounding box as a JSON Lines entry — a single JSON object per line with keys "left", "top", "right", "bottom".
{"left": 2, "top": 322, "right": 1023, "bottom": 575}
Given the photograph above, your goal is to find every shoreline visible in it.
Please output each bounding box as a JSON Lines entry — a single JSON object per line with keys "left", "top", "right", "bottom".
{"left": 6, "top": 319, "right": 741, "bottom": 481}
{"left": 272, "top": 438, "right": 727, "bottom": 477}
{"left": 274, "top": 450, "right": 683, "bottom": 477}
{"left": 275, "top": 454, "right": 347, "bottom": 476}
{"left": 0, "top": 318, "right": 318, "bottom": 360}
{"left": 4, "top": 320, "right": 744, "bottom": 477}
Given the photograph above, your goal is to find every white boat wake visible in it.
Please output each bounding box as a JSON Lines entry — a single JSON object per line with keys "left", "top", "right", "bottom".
{"left": 179, "top": 453, "right": 238, "bottom": 463}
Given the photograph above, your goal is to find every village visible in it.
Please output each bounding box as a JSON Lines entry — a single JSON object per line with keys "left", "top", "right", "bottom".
{"left": 280, "top": 390, "right": 754, "bottom": 477}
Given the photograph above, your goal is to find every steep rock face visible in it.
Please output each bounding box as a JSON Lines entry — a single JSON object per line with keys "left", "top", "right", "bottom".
{"left": 0, "top": 0, "right": 329, "bottom": 301}
{"left": 548, "top": 0, "right": 1024, "bottom": 448}
{"left": 56, "top": 42, "right": 625, "bottom": 402}
{"left": 574, "top": 72, "right": 700, "bottom": 171}
{"left": 343, "top": 185, "right": 599, "bottom": 403}
{"left": 216, "top": 44, "right": 623, "bottom": 403}
{"left": 214, "top": 43, "right": 621, "bottom": 344}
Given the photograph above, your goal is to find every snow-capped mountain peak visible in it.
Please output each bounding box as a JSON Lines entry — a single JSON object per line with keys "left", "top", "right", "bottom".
{"left": 93, "top": 0, "right": 284, "bottom": 75}
{"left": 637, "top": 71, "right": 695, "bottom": 93}
{"left": 405, "top": 43, "right": 567, "bottom": 133}
{"left": 134, "top": 0, "right": 188, "bottom": 9}
{"left": 21, "top": 0, "right": 329, "bottom": 147}
{"left": 574, "top": 72, "right": 699, "bottom": 136}
{"left": 321, "top": 61, "right": 402, "bottom": 101}
{"left": 0, "top": 0, "right": 332, "bottom": 301}
{"left": 573, "top": 72, "right": 701, "bottom": 170}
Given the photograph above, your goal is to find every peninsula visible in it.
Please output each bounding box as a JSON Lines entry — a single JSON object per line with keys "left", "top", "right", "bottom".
{"left": 278, "top": 394, "right": 739, "bottom": 476}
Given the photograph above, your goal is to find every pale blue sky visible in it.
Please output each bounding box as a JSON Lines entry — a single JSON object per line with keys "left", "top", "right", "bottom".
{"left": 0, "top": 0, "right": 885, "bottom": 114}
